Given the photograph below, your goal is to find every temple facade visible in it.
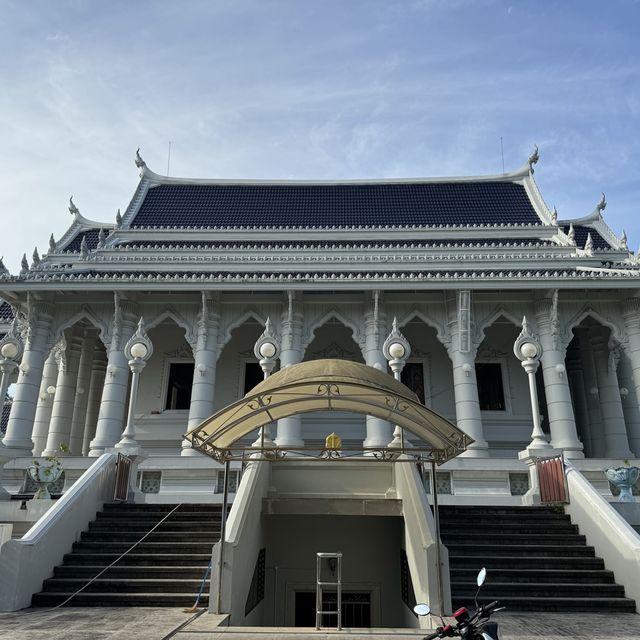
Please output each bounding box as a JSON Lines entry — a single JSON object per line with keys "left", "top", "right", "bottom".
{"left": 1, "top": 148, "right": 640, "bottom": 622}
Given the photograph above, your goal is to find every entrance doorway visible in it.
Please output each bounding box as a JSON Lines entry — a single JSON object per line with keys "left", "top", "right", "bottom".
{"left": 294, "top": 591, "right": 372, "bottom": 628}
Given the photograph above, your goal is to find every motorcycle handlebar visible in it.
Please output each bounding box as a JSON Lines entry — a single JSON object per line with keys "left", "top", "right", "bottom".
{"left": 423, "top": 630, "right": 442, "bottom": 640}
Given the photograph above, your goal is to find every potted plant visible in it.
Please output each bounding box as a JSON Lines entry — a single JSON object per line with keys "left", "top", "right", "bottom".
{"left": 28, "top": 443, "right": 68, "bottom": 499}
{"left": 605, "top": 460, "right": 640, "bottom": 503}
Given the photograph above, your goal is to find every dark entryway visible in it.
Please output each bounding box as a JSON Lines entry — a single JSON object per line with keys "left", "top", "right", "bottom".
{"left": 294, "top": 591, "right": 371, "bottom": 628}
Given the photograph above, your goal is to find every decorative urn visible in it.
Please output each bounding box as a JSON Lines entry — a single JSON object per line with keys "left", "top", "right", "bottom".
{"left": 605, "top": 464, "right": 640, "bottom": 503}
{"left": 28, "top": 457, "right": 64, "bottom": 499}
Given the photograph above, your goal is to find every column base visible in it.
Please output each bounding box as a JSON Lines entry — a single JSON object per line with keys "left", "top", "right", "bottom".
{"left": 1, "top": 438, "right": 34, "bottom": 458}
{"left": 458, "top": 445, "right": 490, "bottom": 458}
{"left": 560, "top": 447, "right": 585, "bottom": 460}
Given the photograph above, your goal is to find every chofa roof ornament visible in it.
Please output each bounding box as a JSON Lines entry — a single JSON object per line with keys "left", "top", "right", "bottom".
{"left": 528, "top": 144, "right": 539, "bottom": 173}
{"left": 135, "top": 148, "right": 146, "bottom": 170}
{"left": 597, "top": 192, "right": 606, "bottom": 214}
{"left": 68, "top": 196, "right": 80, "bottom": 218}
{"left": 0, "top": 257, "right": 9, "bottom": 276}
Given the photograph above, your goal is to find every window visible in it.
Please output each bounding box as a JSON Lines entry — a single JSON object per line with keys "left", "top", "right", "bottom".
{"left": 401, "top": 362, "right": 426, "bottom": 404}
{"left": 216, "top": 470, "right": 239, "bottom": 493}
{"left": 475, "top": 362, "right": 505, "bottom": 411}
{"left": 243, "top": 361, "right": 263, "bottom": 396}
{"left": 165, "top": 362, "right": 194, "bottom": 410}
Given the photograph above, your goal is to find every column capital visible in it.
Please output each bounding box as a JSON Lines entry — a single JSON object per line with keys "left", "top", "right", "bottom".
{"left": 622, "top": 297, "right": 640, "bottom": 324}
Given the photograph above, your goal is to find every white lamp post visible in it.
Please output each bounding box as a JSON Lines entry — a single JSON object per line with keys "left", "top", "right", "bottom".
{"left": 116, "top": 317, "right": 153, "bottom": 453}
{"left": 383, "top": 317, "right": 411, "bottom": 449}
{"left": 514, "top": 317, "right": 551, "bottom": 450}
{"left": 252, "top": 318, "right": 280, "bottom": 448}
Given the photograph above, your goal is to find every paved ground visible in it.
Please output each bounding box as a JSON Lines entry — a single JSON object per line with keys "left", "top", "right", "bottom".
{"left": 1, "top": 608, "right": 640, "bottom": 639}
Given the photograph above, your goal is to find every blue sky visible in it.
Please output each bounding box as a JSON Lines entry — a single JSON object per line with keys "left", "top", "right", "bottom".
{"left": 1, "top": 0, "right": 639, "bottom": 271}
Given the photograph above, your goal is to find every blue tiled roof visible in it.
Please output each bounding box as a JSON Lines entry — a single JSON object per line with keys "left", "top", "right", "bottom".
{"left": 0, "top": 302, "right": 14, "bottom": 321}
{"left": 63, "top": 229, "right": 101, "bottom": 253}
{"left": 563, "top": 225, "right": 612, "bottom": 250}
{"left": 131, "top": 182, "right": 542, "bottom": 229}
{"left": 117, "top": 237, "right": 555, "bottom": 250}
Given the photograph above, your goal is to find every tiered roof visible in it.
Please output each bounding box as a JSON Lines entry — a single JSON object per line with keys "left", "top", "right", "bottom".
{"left": 1, "top": 148, "right": 638, "bottom": 291}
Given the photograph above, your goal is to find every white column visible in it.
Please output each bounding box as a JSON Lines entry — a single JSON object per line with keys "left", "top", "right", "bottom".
{"left": 68, "top": 328, "right": 98, "bottom": 455}
{"left": 31, "top": 350, "right": 58, "bottom": 456}
{"left": 535, "top": 298, "right": 584, "bottom": 458}
{"left": 2, "top": 303, "right": 54, "bottom": 456}
{"left": 576, "top": 328, "right": 606, "bottom": 457}
{"left": 622, "top": 297, "right": 640, "bottom": 456}
{"left": 276, "top": 300, "right": 304, "bottom": 448}
{"left": 184, "top": 297, "right": 220, "bottom": 455}
{"left": 82, "top": 348, "right": 107, "bottom": 456}
{"left": 362, "top": 299, "right": 393, "bottom": 448}
{"left": 590, "top": 325, "right": 634, "bottom": 458}
{"left": 617, "top": 356, "right": 640, "bottom": 458}
{"left": 42, "top": 328, "right": 83, "bottom": 456}
{"left": 447, "top": 292, "right": 488, "bottom": 457}
{"left": 89, "top": 304, "right": 137, "bottom": 456}
{"left": 565, "top": 346, "right": 593, "bottom": 457}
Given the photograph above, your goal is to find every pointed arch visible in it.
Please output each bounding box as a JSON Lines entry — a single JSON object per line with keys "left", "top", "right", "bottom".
{"left": 301, "top": 309, "right": 362, "bottom": 354}
{"left": 50, "top": 306, "right": 110, "bottom": 349}
{"left": 217, "top": 309, "right": 266, "bottom": 353}
{"left": 397, "top": 310, "right": 448, "bottom": 348}
{"left": 561, "top": 306, "right": 624, "bottom": 349}
{"left": 146, "top": 307, "right": 196, "bottom": 350}
{"left": 473, "top": 306, "right": 524, "bottom": 349}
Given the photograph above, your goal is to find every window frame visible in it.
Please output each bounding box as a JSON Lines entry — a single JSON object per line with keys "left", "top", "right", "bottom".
{"left": 475, "top": 358, "right": 511, "bottom": 414}
{"left": 161, "top": 357, "right": 195, "bottom": 412}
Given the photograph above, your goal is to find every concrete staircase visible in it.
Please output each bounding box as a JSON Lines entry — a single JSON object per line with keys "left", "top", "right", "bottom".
{"left": 441, "top": 505, "right": 636, "bottom": 612}
{"left": 32, "top": 503, "right": 221, "bottom": 607}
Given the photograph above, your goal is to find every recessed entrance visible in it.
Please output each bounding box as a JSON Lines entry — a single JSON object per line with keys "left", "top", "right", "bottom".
{"left": 294, "top": 591, "right": 372, "bottom": 628}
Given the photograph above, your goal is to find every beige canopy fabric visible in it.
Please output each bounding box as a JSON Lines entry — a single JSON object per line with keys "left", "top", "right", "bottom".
{"left": 184, "top": 359, "right": 472, "bottom": 463}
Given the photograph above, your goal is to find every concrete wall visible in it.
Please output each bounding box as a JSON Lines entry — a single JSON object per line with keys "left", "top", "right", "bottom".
{"left": 265, "top": 514, "right": 406, "bottom": 627}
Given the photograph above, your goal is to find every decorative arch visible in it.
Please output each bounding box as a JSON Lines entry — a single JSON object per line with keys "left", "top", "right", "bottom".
{"left": 49, "top": 306, "right": 110, "bottom": 349}
{"left": 146, "top": 307, "right": 196, "bottom": 351}
{"left": 301, "top": 309, "right": 363, "bottom": 354}
{"left": 473, "top": 306, "right": 524, "bottom": 349}
{"left": 217, "top": 309, "right": 266, "bottom": 354}
{"left": 561, "top": 306, "right": 624, "bottom": 349}
{"left": 397, "top": 310, "right": 448, "bottom": 348}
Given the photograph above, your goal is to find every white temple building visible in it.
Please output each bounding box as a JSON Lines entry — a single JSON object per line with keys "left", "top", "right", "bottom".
{"left": 0, "top": 147, "right": 639, "bottom": 626}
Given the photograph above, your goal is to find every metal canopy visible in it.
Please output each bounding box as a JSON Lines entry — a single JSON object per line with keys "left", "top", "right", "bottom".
{"left": 184, "top": 359, "right": 472, "bottom": 463}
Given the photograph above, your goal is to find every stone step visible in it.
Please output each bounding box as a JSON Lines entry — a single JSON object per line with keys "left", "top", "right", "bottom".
{"left": 80, "top": 531, "right": 219, "bottom": 543}
{"left": 439, "top": 506, "right": 562, "bottom": 515}
{"left": 439, "top": 522, "right": 578, "bottom": 534}
{"left": 448, "top": 555, "right": 605, "bottom": 570}
{"left": 31, "top": 592, "right": 207, "bottom": 607}
{"left": 53, "top": 565, "right": 208, "bottom": 579}
{"left": 439, "top": 512, "right": 572, "bottom": 523}
{"left": 103, "top": 503, "right": 222, "bottom": 512}
{"left": 442, "top": 533, "right": 587, "bottom": 545}
{"left": 450, "top": 596, "right": 636, "bottom": 613}
{"left": 451, "top": 582, "right": 626, "bottom": 597}
{"left": 88, "top": 521, "right": 221, "bottom": 532}
{"left": 62, "top": 552, "right": 211, "bottom": 566}
{"left": 446, "top": 544, "right": 595, "bottom": 557}
{"left": 449, "top": 568, "right": 616, "bottom": 584}
{"left": 96, "top": 512, "right": 222, "bottom": 521}
{"left": 41, "top": 578, "right": 207, "bottom": 594}
{"left": 72, "top": 541, "right": 214, "bottom": 554}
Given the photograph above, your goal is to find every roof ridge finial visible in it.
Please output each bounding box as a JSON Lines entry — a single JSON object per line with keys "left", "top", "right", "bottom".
{"left": 80, "top": 236, "right": 89, "bottom": 258}
{"left": 69, "top": 195, "right": 80, "bottom": 217}
{"left": 568, "top": 223, "right": 576, "bottom": 245}
{"left": 32, "top": 247, "right": 40, "bottom": 268}
{"left": 620, "top": 229, "right": 628, "bottom": 250}
{"left": 116, "top": 208, "right": 123, "bottom": 229}
{"left": 551, "top": 206, "right": 558, "bottom": 224}
{"left": 0, "top": 256, "right": 8, "bottom": 276}
{"left": 135, "top": 148, "right": 146, "bottom": 170}
{"left": 528, "top": 144, "right": 539, "bottom": 173}
{"left": 49, "top": 233, "right": 56, "bottom": 252}
{"left": 20, "top": 253, "right": 29, "bottom": 274}
{"left": 584, "top": 232, "right": 594, "bottom": 254}
{"left": 597, "top": 192, "right": 606, "bottom": 213}
{"left": 97, "top": 228, "right": 106, "bottom": 249}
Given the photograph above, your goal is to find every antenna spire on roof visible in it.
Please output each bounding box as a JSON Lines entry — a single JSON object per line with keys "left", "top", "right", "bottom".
{"left": 528, "top": 144, "right": 539, "bottom": 173}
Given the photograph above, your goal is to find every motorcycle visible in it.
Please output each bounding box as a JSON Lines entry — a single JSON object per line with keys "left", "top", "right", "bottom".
{"left": 414, "top": 568, "right": 504, "bottom": 640}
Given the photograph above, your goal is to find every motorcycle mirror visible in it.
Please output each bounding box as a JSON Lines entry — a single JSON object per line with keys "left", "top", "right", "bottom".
{"left": 476, "top": 567, "right": 487, "bottom": 587}
{"left": 413, "top": 603, "right": 431, "bottom": 616}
